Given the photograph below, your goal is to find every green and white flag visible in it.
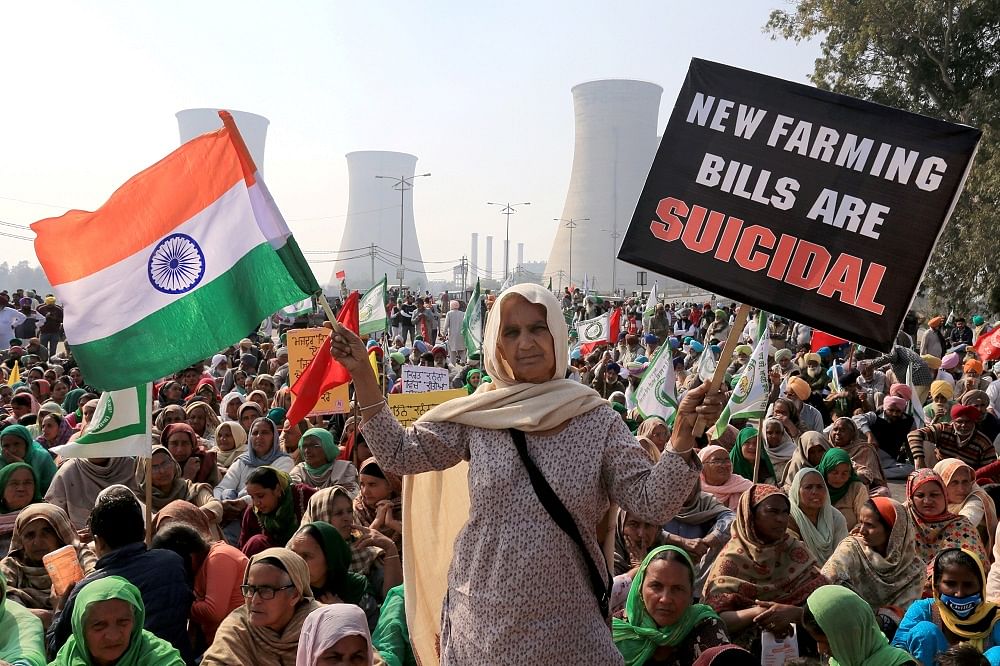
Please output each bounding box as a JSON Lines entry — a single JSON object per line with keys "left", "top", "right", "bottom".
{"left": 643, "top": 282, "right": 658, "bottom": 318}
{"left": 634, "top": 342, "right": 677, "bottom": 424}
{"left": 462, "top": 279, "right": 484, "bottom": 355}
{"left": 54, "top": 384, "right": 152, "bottom": 459}
{"left": 280, "top": 297, "right": 313, "bottom": 317}
{"left": 712, "top": 318, "right": 771, "bottom": 438}
{"left": 696, "top": 344, "right": 718, "bottom": 382}
{"left": 359, "top": 275, "right": 388, "bottom": 336}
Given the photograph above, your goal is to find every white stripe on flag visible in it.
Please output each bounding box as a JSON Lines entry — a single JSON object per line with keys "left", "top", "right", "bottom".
{"left": 58, "top": 183, "right": 267, "bottom": 344}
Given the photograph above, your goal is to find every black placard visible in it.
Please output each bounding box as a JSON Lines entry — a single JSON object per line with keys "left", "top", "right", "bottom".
{"left": 618, "top": 58, "right": 981, "bottom": 351}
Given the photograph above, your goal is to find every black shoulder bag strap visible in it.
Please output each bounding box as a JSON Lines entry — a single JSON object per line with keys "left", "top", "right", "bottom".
{"left": 508, "top": 427, "right": 612, "bottom": 618}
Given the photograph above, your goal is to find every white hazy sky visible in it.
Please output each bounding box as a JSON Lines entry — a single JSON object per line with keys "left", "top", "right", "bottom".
{"left": 0, "top": 1, "right": 820, "bottom": 284}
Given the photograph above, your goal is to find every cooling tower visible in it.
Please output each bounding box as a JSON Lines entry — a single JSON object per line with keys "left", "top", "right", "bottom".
{"left": 176, "top": 109, "right": 269, "bottom": 175}
{"left": 331, "top": 151, "right": 427, "bottom": 291}
{"left": 546, "top": 80, "right": 678, "bottom": 294}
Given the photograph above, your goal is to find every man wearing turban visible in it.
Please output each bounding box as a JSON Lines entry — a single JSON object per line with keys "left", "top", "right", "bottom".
{"left": 919, "top": 315, "right": 947, "bottom": 358}
{"left": 855, "top": 395, "right": 916, "bottom": 480}
{"left": 907, "top": 404, "right": 997, "bottom": 471}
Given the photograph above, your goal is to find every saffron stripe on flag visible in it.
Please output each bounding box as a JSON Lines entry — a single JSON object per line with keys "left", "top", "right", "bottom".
{"left": 55, "top": 183, "right": 266, "bottom": 345}
{"left": 32, "top": 131, "right": 244, "bottom": 284}
{"left": 70, "top": 244, "right": 306, "bottom": 390}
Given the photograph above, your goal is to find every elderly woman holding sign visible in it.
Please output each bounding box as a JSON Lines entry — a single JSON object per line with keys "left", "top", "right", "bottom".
{"left": 328, "top": 283, "right": 724, "bottom": 665}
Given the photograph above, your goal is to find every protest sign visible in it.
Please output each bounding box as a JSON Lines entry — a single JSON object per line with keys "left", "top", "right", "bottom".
{"left": 618, "top": 58, "right": 981, "bottom": 350}
{"left": 287, "top": 328, "right": 349, "bottom": 415}
{"left": 402, "top": 366, "right": 451, "bottom": 393}
{"left": 388, "top": 388, "right": 466, "bottom": 427}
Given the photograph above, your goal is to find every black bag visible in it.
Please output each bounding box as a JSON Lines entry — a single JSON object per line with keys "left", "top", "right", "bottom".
{"left": 508, "top": 428, "right": 612, "bottom": 618}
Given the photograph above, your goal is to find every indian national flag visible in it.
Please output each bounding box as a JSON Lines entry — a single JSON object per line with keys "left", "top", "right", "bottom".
{"left": 32, "top": 111, "right": 319, "bottom": 391}
{"left": 54, "top": 384, "right": 152, "bottom": 459}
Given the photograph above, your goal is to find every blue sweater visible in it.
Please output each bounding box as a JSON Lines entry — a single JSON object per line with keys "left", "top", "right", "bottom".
{"left": 47, "top": 542, "right": 193, "bottom": 663}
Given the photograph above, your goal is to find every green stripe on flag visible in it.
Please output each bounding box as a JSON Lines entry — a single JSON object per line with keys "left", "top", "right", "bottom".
{"left": 75, "top": 384, "right": 149, "bottom": 444}
{"left": 276, "top": 236, "right": 320, "bottom": 295}
{"left": 73, "top": 243, "right": 309, "bottom": 390}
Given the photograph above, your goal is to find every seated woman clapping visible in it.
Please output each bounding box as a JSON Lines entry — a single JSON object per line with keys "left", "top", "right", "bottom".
{"left": 702, "top": 484, "right": 827, "bottom": 656}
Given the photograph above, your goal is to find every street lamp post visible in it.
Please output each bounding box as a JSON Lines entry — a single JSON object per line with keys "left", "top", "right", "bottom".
{"left": 376, "top": 172, "right": 431, "bottom": 294}
{"left": 487, "top": 201, "right": 530, "bottom": 281}
{"left": 601, "top": 227, "right": 623, "bottom": 296}
{"left": 555, "top": 217, "right": 588, "bottom": 289}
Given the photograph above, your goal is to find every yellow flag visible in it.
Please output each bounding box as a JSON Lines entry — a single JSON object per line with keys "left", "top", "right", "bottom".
{"left": 8, "top": 360, "right": 20, "bottom": 386}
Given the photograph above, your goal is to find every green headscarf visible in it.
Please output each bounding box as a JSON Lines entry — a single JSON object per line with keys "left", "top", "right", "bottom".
{"left": 816, "top": 447, "right": 859, "bottom": 504}
{"left": 463, "top": 368, "right": 482, "bottom": 395}
{"left": 0, "top": 461, "right": 41, "bottom": 512}
{"left": 61, "top": 388, "right": 87, "bottom": 415}
{"left": 0, "top": 569, "right": 46, "bottom": 666}
{"left": 304, "top": 521, "right": 369, "bottom": 604}
{"left": 729, "top": 427, "right": 774, "bottom": 482}
{"left": 0, "top": 424, "right": 56, "bottom": 495}
{"left": 266, "top": 407, "right": 287, "bottom": 428}
{"left": 254, "top": 467, "right": 299, "bottom": 546}
{"left": 805, "top": 585, "right": 912, "bottom": 666}
{"left": 299, "top": 428, "right": 339, "bottom": 475}
{"left": 612, "top": 545, "right": 720, "bottom": 666}
{"left": 49, "top": 575, "right": 184, "bottom": 666}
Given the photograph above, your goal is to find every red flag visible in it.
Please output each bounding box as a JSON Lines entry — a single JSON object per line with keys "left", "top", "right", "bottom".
{"left": 975, "top": 327, "right": 1000, "bottom": 361}
{"left": 810, "top": 330, "right": 849, "bottom": 350}
{"left": 335, "top": 270, "right": 346, "bottom": 280}
{"left": 286, "top": 291, "right": 359, "bottom": 425}
{"left": 609, "top": 306, "right": 622, "bottom": 347}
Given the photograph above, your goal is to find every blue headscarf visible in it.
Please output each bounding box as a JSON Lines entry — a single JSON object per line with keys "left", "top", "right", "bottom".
{"left": 238, "top": 417, "right": 289, "bottom": 468}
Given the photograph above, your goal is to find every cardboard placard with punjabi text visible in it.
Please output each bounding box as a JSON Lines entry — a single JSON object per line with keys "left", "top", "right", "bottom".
{"left": 287, "top": 328, "right": 349, "bottom": 415}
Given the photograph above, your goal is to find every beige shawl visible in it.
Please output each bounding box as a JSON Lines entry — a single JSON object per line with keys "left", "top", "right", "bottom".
{"left": 0, "top": 503, "right": 97, "bottom": 609}
{"left": 402, "top": 284, "right": 608, "bottom": 666}
{"left": 201, "top": 547, "right": 321, "bottom": 666}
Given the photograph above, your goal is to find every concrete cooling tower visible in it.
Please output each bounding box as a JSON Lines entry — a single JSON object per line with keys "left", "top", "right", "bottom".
{"left": 176, "top": 109, "right": 269, "bottom": 175}
{"left": 545, "top": 80, "right": 690, "bottom": 296}
{"left": 331, "top": 151, "right": 427, "bottom": 291}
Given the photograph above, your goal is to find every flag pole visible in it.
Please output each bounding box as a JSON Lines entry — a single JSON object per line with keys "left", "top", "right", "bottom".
{"left": 145, "top": 457, "right": 153, "bottom": 545}
{"left": 753, "top": 414, "right": 764, "bottom": 484}
{"left": 693, "top": 303, "right": 751, "bottom": 436}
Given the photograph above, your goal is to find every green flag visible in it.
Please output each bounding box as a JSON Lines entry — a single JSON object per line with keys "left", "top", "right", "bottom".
{"left": 359, "top": 275, "right": 389, "bottom": 336}
{"left": 634, "top": 342, "right": 677, "bottom": 424}
{"left": 548, "top": 276, "right": 553, "bottom": 291}
{"left": 462, "top": 278, "right": 483, "bottom": 354}
{"left": 712, "top": 313, "right": 771, "bottom": 438}
{"left": 643, "top": 282, "right": 658, "bottom": 318}
{"left": 55, "top": 383, "right": 152, "bottom": 459}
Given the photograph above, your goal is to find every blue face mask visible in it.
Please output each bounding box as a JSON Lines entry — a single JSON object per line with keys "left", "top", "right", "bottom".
{"left": 940, "top": 592, "right": 982, "bottom": 619}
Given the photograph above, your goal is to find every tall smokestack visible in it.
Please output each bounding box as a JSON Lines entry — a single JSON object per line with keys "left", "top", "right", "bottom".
{"left": 470, "top": 233, "right": 479, "bottom": 281}
{"left": 330, "top": 151, "right": 427, "bottom": 291}
{"left": 485, "top": 236, "right": 493, "bottom": 279}
{"left": 544, "top": 80, "right": 664, "bottom": 292}
{"left": 517, "top": 243, "right": 524, "bottom": 270}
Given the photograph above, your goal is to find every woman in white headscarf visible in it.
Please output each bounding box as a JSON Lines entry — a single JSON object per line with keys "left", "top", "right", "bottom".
{"left": 329, "top": 283, "right": 724, "bottom": 666}
{"left": 295, "top": 603, "right": 374, "bottom": 666}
